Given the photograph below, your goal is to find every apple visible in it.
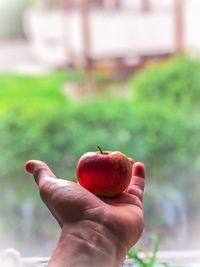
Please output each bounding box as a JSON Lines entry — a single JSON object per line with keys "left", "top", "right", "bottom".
{"left": 76, "top": 147, "right": 132, "bottom": 197}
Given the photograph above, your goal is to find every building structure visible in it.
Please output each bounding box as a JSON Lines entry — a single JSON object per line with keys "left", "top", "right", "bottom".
{"left": 25, "top": 0, "right": 184, "bottom": 74}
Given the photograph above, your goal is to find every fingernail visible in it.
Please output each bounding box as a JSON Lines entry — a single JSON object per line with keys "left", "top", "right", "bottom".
{"left": 129, "top": 158, "right": 134, "bottom": 166}
{"left": 134, "top": 163, "right": 145, "bottom": 178}
{"left": 25, "top": 162, "right": 33, "bottom": 173}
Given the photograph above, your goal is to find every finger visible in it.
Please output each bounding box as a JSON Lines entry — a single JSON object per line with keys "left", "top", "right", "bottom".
{"left": 25, "top": 160, "right": 56, "bottom": 187}
{"left": 132, "top": 162, "right": 145, "bottom": 179}
{"left": 127, "top": 162, "right": 145, "bottom": 200}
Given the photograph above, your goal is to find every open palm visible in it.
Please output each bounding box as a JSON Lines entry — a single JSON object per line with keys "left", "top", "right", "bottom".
{"left": 25, "top": 160, "right": 145, "bottom": 251}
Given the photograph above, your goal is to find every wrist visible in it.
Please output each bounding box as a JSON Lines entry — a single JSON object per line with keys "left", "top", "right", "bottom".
{"left": 48, "top": 221, "right": 127, "bottom": 267}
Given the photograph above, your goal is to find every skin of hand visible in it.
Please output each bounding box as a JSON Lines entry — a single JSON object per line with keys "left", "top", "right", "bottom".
{"left": 25, "top": 159, "right": 145, "bottom": 267}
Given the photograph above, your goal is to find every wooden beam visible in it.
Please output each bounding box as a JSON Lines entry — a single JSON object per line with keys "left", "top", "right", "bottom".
{"left": 59, "top": 0, "right": 72, "bottom": 10}
{"left": 174, "top": 0, "right": 184, "bottom": 52}
{"left": 112, "top": 0, "right": 120, "bottom": 9}
{"left": 141, "top": 0, "right": 151, "bottom": 12}
{"left": 105, "top": 0, "right": 120, "bottom": 9}
{"left": 40, "top": 0, "right": 50, "bottom": 8}
{"left": 80, "top": 0, "right": 91, "bottom": 69}
{"left": 96, "top": 0, "right": 104, "bottom": 7}
{"left": 59, "top": 0, "right": 74, "bottom": 67}
{"left": 80, "top": 0, "right": 94, "bottom": 94}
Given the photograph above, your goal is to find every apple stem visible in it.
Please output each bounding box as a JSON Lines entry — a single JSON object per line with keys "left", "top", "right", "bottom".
{"left": 97, "top": 146, "right": 104, "bottom": 154}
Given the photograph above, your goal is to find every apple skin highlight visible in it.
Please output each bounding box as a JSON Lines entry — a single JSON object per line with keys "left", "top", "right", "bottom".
{"left": 76, "top": 150, "right": 132, "bottom": 197}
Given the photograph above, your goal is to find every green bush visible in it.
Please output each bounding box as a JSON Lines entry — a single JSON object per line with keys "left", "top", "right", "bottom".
{"left": 130, "top": 55, "right": 200, "bottom": 109}
{"left": 129, "top": 55, "right": 200, "bottom": 228}
{"left": 0, "top": 74, "right": 69, "bottom": 205}
{"left": 130, "top": 55, "right": 200, "bottom": 175}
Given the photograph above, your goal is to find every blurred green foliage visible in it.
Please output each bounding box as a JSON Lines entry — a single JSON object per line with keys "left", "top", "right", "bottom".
{"left": 130, "top": 56, "right": 200, "bottom": 233}
{"left": 0, "top": 55, "right": 200, "bottom": 252}
{"left": 130, "top": 56, "right": 200, "bottom": 177}
{"left": 128, "top": 235, "right": 176, "bottom": 267}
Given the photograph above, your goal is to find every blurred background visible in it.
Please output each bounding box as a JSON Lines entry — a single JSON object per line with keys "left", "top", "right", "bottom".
{"left": 0, "top": 0, "right": 200, "bottom": 263}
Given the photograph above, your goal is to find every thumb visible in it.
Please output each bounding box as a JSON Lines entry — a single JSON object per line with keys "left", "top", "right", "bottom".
{"left": 25, "top": 160, "right": 56, "bottom": 187}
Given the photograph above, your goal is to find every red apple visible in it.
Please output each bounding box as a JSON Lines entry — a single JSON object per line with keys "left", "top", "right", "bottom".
{"left": 76, "top": 147, "right": 132, "bottom": 197}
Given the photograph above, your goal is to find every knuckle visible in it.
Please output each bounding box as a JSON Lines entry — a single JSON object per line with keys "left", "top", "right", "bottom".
{"left": 34, "top": 164, "right": 48, "bottom": 176}
{"left": 39, "top": 181, "right": 51, "bottom": 200}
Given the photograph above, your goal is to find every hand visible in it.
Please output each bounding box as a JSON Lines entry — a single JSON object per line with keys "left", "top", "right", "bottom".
{"left": 25, "top": 159, "right": 145, "bottom": 267}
